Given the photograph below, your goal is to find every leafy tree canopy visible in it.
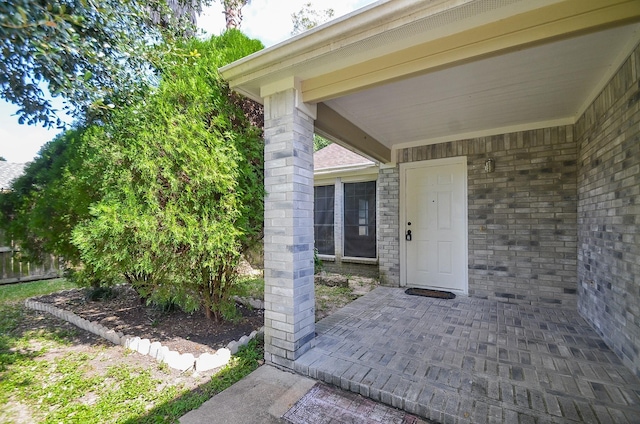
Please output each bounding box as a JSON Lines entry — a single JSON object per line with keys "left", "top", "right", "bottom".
{"left": 0, "top": 127, "right": 103, "bottom": 266}
{"left": 314, "top": 134, "right": 331, "bottom": 151}
{"left": 0, "top": 0, "right": 205, "bottom": 129}
{"left": 1, "top": 29, "right": 265, "bottom": 319}
{"left": 291, "top": 2, "right": 334, "bottom": 35}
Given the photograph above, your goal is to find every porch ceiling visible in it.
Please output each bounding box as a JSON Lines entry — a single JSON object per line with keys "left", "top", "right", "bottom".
{"left": 325, "top": 23, "right": 639, "bottom": 152}
{"left": 220, "top": 0, "right": 640, "bottom": 163}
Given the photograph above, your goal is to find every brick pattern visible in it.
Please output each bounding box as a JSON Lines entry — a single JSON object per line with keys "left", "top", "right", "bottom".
{"left": 377, "top": 167, "right": 401, "bottom": 286}
{"left": 295, "top": 287, "right": 640, "bottom": 424}
{"left": 397, "top": 128, "right": 578, "bottom": 306}
{"left": 321, "top": 261, "right": 379, "bottom": 279}
{"left": 576, "top": 43, "right": 640, "bottom": 376}
{"left": 283, "top": 382, "right": 428, "bottom": 423}
{"left": 262, "top": 89, "right": 316, "bottom": 368}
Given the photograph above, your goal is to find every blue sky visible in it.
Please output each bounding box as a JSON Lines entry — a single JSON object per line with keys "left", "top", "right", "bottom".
{"left": 0, "top": 0, "right": 375, "bottom": 163}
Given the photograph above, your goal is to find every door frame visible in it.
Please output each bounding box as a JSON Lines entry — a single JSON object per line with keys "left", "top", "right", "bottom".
{"left": 399, "top": 156, "right": 469, "bottom": 294}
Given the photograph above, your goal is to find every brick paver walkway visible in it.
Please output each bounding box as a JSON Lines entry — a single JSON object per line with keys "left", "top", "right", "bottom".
{"left": 294, "top": 287, "right": 640, "bottom": 423}
{"left": 284, "top": 382, "right": 430, "bottom": 423}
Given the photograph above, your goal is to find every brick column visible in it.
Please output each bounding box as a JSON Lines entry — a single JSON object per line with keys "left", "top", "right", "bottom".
{"left": 263, "top": 85, "right": 316, "bottom": 368}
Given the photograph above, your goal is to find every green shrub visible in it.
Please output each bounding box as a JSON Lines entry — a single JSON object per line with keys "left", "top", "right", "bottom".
{"left": 72, "top": 31, "right": 265, "bottom": 321}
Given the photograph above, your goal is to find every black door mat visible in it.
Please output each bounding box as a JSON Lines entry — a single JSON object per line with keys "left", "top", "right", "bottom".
{"left": 283, "top": 382, "right": 430, "bottom": 423}
{"left": 405, "top": 288, "right": 456, "bottom": 299}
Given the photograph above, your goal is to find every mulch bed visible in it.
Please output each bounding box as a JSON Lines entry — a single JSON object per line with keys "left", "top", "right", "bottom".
{"left": 33, "top": 284, "right": 264, "bottom": 355}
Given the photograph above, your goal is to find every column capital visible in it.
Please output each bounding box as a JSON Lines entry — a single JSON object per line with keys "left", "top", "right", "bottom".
{"left": 261, "top": 77, "right": 317, "bottom": 120}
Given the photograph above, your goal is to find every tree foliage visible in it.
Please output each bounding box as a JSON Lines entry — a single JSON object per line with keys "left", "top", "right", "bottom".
{"left": 2, "top": 30, "right": 265, "bottom": 319}
{"left": 0, "top": 0, "right": 204, "bottom": 129}
{"left": 291, "top": 2, "right": 334, "bottom": 35}
{"left": 71, "top": 31, "right": 265, "bottom": 320}
{"left": 221, "top": 0, "right": 250, "bottom": 29}
{"left": 314, "top": 134, "right": 331, "bottom": 152}
{"left": 0, "top": 128, "right": 103, "bottom": 267}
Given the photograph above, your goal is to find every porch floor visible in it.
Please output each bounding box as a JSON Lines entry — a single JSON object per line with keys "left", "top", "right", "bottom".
{"left": 293, "top": 287, "right": 640, "bottom": 424}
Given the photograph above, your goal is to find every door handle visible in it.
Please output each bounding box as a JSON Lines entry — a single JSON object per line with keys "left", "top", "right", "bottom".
{"left": 406, "top": 230, "right": 412, "bottom": 241}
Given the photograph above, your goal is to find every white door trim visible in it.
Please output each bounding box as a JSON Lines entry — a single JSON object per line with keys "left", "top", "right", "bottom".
{"left": 399, "top": 156, "right": 468, "bottom": 294}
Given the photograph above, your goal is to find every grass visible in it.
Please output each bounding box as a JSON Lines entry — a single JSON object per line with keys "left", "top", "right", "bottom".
{"left": 315, "top": 284, "right": 357, "bottom": 313}
{"left": 0, "top": 278, "right": 77, "bottom": 303}
{"left": 132, "top": 339, "right": 263, "bottom": 423}
{"left": 236, "top": 276, "right": 264, "bottom": 300}
{"left": 0, "top": 274, "right": 365, "bottom": 422}
{"left": 236, "top": 273, "right": 376, "bottom": 321}
{"left": 0, "top": 278, "right": 265, "bottom": 424}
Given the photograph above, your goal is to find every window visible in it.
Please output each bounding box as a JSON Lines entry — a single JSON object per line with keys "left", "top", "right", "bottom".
{"left": 344, "top": 181, "right": 376, "bottom": 258}
{"left": 313, "top": 185, "right": 334, "bottom": 255}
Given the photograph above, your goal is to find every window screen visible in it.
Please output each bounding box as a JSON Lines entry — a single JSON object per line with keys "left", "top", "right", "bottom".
{"left": 344, "top": 181, "right": 376, "bottom": 258}
{"left": 314, "top": 185, "right": 335, "bottom": 255}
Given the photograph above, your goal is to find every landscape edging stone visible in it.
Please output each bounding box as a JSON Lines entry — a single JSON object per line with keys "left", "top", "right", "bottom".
{"left": 24, "top": 298, "right": 264, "bottom": 373}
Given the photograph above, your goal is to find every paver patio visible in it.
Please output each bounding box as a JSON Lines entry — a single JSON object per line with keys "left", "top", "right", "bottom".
{"left": 294, "top": 287, "right": 640, "bottom": 423}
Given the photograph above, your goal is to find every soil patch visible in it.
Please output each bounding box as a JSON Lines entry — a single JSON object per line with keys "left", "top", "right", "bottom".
{"left": 33, "top": 285, "right": 264, "bottom": 355}
{"left": 314, "top": 274, "right": 378, "bottom": 321}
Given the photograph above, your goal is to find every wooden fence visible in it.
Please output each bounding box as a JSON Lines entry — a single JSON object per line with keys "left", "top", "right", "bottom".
{"left": 0, "top": 230, "right": 62, "bottom": 285}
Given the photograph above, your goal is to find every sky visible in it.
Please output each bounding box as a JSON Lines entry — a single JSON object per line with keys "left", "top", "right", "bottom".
{"left": 0, "top": 0, "right": 376, "bottom": 163}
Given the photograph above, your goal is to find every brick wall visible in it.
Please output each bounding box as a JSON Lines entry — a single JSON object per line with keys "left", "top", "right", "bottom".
{"left": 576, "top": 43, "right": 640, "bottom": 376}
{"left": 377, "top": 167, "right": 400, "bottom": 286}
{"left": 397, "top": 127, "right": 578, "bottom": 307}
{"left": 320, "top": 261, "right": 379, "bottom": 279}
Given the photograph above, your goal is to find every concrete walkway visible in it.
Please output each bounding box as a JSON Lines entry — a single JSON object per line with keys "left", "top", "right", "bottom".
{"left": 179, "top": 364, "right": 429, "bottom": 423}
{"left": 294, "top": 287, "right": 640, "bottom": 423}
{"left": 179, "top": 365, "right": 316, "bottom": 424}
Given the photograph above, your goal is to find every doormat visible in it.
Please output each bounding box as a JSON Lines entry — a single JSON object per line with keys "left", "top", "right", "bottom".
{"left": 405, "top": 288, "right": 456, "bottom": 299}
{"left": 282, "top": 382, "right": 427, "bottom": 423}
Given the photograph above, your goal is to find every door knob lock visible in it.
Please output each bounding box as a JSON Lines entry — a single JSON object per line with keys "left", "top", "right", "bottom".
{"left": 406, "top": 230, "right": 412, "bottom": 241}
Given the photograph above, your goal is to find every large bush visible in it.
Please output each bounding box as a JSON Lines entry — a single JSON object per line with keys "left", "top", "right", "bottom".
{"left": 72, "top": 31, "right": 265, "bottom": 320}
{"left": 0, "top": 128, "right": 103, "bottom": 267}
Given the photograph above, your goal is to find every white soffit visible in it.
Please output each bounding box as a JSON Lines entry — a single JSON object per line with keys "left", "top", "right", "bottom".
{"left": 325, "top": 23, "right": 640, "bottom": 149}
{"left": 221, "top": 0, "right": 575, "bottom": 101}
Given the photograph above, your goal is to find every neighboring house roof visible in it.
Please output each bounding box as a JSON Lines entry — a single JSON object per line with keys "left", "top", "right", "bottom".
{"left": 313, "top": 143, "right": 378, "bottom": 180}
{"left": 0, "top": 162, "right": 26, "bottom": 191}
{"left": 314, "top": 143, "right": 373, "bottom": 171}
{"left": 220, "top": 0, "right": 640, "bottom": 164}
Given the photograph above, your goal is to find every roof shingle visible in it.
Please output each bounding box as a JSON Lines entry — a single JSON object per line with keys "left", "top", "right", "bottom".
{"left": 0, "top": 162, "right": 27, "bottom": 190}
{"left": 314, "top": 143, "right": 373, "bottom": 170}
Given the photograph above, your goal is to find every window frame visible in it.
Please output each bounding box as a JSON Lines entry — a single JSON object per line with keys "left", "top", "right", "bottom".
{"left": 313, "top": 184, "right": 336, "bottom": 256}
{"left": 343, "top": 180, "right": 377, "bottom": 259}
{"left": 314, "top": 173, "right": 378, "bottom": 263}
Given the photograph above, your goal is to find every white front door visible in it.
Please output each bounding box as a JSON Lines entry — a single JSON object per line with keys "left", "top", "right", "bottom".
{"left": 401, "top": 157, "right": 468, "bottom": 293}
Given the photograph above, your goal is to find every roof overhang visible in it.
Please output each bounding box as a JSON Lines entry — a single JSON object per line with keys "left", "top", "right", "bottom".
{"left": 314, "top": 163, "right": 380, "bottom": 182}
{"left": 220, "top": 0, "right": 640, "bottom": 163}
